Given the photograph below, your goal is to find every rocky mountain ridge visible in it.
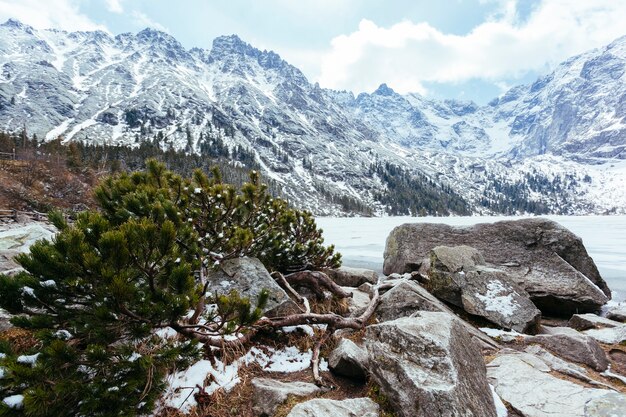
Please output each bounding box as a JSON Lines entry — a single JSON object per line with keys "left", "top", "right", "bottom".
{"left": 1, "top": 19, "right": 625, "bottom": 215}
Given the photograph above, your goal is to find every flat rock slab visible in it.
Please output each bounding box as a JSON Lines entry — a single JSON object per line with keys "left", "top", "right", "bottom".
{"left": 324, "top": 266, "right": 378, "bottom": 287}
{"left": 365, "top": 313, "right": 497, "bottom": 417}
{"left": 206, "top": 257, "right": 299, "bottom": 317}
{"left": 383, "top": 218, "right": 609, "bottom": 315}
{"left": 286, "top": 397, "right": 379, "bottom": 417}
{"left": 585, "top": 392, "right": 626, "bottom": 416}
{"left": 583, "top": 325, "right": 626, "bottom": 344}
{"left": 487, "top": 352, "right": 617, "bottom": 417}
{"left": 251, "top": 378, "right": 321, "bottom": 417}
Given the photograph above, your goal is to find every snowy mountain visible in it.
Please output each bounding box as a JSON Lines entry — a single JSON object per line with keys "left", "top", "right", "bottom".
{"left": 1, "top": 18, "right": 625, "bottom": 215}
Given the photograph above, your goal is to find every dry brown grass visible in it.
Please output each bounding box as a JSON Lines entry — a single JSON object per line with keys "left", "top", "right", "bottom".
{"left": 0, "top": 327, "right": 39, "bottom": 353}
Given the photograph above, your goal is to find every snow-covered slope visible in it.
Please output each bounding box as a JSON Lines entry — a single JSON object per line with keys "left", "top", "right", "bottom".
{"left": 0, "top": 19, "right": 625, "bottom": 215}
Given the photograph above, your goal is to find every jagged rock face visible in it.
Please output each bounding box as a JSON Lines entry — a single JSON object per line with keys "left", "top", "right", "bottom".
{"left": 365, "top": 314, "right": 497, "bottom": 417}
{"left": 1, "top": 20, "right": 626, "bottom": 215}
{"left": 384, "top": 218, "right": 610, "bottom": 315}
{"left": 426, "top": 245, "right": 541, "bottom": 333}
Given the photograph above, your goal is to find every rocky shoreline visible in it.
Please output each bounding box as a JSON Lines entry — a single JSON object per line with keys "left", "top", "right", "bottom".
{"left": 1, "top": 218, "right": 625, "bottom": 416}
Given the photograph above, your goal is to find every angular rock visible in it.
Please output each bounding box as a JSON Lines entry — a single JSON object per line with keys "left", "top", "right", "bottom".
{"left": 206, "top": 257, "right": 299, "bottom": 317}
{"left": 488, "top": 352, "right": 616, "bottom": 417}
{"left": 341, "top": 286, "right": 371, "bottom": 316}
{"left": 585, "top": 392, "right": 626, "bottom": 417}
{"left": 383, "top": 218, "right": 610, "bottom": 315}
{"left": 286, "top": 397, "right": 379, "bottom": 417}
{"left": 376, "top": 280, "right": 500, "bottom": 350}
{"left": 524, "top": 345, "right": 614, "bottom": 389}
{"left": 526, "top": 327, "right": 609, "bottom": 371}
{"left": 376, "top": 280, "right": 449, "bottom": 322}
{"left": 583, "top": 325, "right": 626, "bottom": 344}
{"left": 606, "top": 304, "right": 626, "bottom": 322}
{"left": 429, "top": 245, "right": 485, "bottom": 273}
{"left": 328, "top": 338, "right": 368, "bottom": 380}
{"left": 324, "top": 266, "right": 378, "bottom": 287}
{"left": 569, "top": 314, "right": 621, "bottom": 331}
{"left": 365, "top": 313, "right": 497, "bottom": 417}
{"left": 251, "top": 378, "right": 320, "bottom": 417}
{"left": 357, "top": 282, "right": 375, "bottom": 296}
{"left": 427, "top": 245, "right": 541, "bottom": 333}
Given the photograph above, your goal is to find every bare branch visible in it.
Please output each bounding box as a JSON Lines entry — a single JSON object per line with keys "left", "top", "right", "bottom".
{"left": 284, "top": 270, "right": 352, "bottom": 299}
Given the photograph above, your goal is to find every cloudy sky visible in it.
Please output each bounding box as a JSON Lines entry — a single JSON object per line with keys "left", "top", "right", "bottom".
{"left": 1, "top": 0, "right": 625, "bottom": 103}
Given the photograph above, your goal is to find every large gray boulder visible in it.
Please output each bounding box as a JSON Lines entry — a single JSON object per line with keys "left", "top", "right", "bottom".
{"left": 365, "top": 313, "right": 497, "bottom": 417}
{"left": 328, "top": 338, "right": 368, "bottom": 380}
{"left": 286, "top": 398, "right": 379, "bottom": 417}
{"left": 375, "top": 280, "right": 500, "bottom": 350}
{"left": 206, "top": 257, "right": 299, "bottom": 317}
{"left": 251, "top": 378, "right": 320, "bottom": 417}
{"left": 487, "top": 351, "right": 619, "bottom": 417}
{"left": 383, "top": 219, "right": 610, "bottom": 315}
{"left": 427, "top": 245, "right": 541, "bottom": 333}
{"left": 324, "top": 266, "right": 378, "bottom": 287}
{"left": 0, "top": 222, "right": 56, "bottom": 275}
{"left": 526, "top": 327, "right": 608, "bottom": 371}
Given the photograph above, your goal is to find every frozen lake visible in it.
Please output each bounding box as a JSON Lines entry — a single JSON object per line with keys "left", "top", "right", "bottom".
{"left": 317, "top": 215, "right": 626, "bottom": 303}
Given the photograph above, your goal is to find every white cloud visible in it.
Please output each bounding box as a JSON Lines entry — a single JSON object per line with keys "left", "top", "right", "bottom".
{"left": 131, "top": 11, "right": 169, "bottom": 33}
{"left": 316, "top": 0, "right": 626, "bottom": 95}
{"left": 0, "top": 0, "right": 108, "bottom": 32}
{"left": 105, "top": 0, "right": 124, "bottom": 14}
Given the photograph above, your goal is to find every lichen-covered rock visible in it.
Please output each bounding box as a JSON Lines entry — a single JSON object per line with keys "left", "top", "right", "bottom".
{"left": 206, "top": 257, "right": 299, "bottom": 317}
{"left": 251, "top": 378, "right": 320, "bottom": 417}
{"left": 384, "top": 219, "right": 610, "bottom": 315}
{"left": 328, "top": 338, "right": 368, "bottom": 380}
{"left": 324, "top": 266, "right": 378, "bottom": 287}
{"left": 365, "top": 313, "right": 497, "bottom": 417}
{"left": 286, "top": 398, "right": 379, "bottom": 417}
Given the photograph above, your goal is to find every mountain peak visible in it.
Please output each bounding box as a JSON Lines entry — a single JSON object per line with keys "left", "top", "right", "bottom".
{"left": 210, "top": 34, "right": 258, "bottom": 57}
{"left": 136, "top": 27, "right": 178, "bottom": 45}
{"left": 373, "top": 83, "right": 396, "bottom": 96}
{"left": 1, "top": 18, "right": 34, "bottom": 32}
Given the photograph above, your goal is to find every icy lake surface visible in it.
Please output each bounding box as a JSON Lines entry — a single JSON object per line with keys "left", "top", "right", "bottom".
{"left": 317, "top": 216, "right": 626, "bottom": 302}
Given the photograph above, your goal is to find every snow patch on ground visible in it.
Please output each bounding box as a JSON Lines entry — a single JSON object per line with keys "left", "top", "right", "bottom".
{"left": 2, "top": 394, "right": 24, "bottom": 409}
{"left": 161, "top": 345, "right": 328, "bottom": 413}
